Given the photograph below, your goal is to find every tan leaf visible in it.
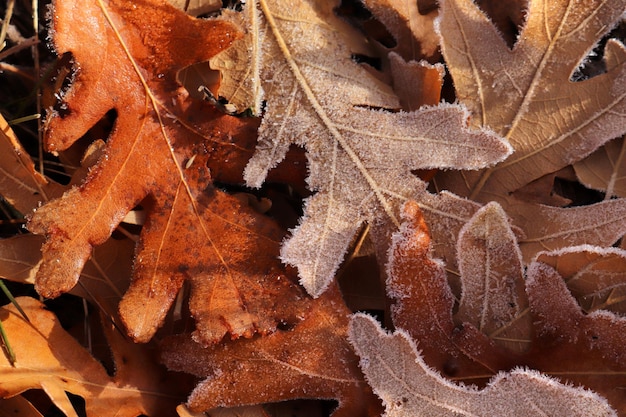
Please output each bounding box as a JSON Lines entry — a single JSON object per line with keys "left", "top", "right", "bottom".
{"left": 534, "top": 245, "right": 626, "bottom": 314}
{"left": 348, "top": 313, "right": 617, "bottom": 417}
{"left": 0, "top": 297, "right": 188, "bottom": 417}
{"left": 0, "top": 234, "right": 43, "bottom": 284}
{"left": 388, "top": 52, "right": 444, "bottom": 110}
{"left": 435, "top": 0, "right": 626, "bottom": 202}
{"left": 574, "top": 135, "right": 626, "bottom": 198}
{"left": 211, "top": 0, "right": 512, "bottom": 296}
{"left": 456, "top": 202, "right": 531, "bottom": 352}
{"left": 507, "top": 198, "right": 626, "bottom": 261}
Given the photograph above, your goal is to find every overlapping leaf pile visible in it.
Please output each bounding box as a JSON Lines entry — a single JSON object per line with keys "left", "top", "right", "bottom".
{"left": 0, "top": 0, "right": 625, "bottom": 415}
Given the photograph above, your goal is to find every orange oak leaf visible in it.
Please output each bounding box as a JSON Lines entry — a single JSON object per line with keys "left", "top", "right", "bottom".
{"left": 0, "top": 297, "right": 190, "bottom": 417}
{"left": 159, "top": 284, "right": 382, "bottom": 417}
{"left": 0, "top": 113, "right": 63, "bottom": 214}
{"left": 27, "top": 0, "right": 305, "bottom": 345}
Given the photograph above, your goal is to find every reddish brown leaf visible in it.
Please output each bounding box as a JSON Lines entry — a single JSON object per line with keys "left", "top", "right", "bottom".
{"left": 160, "top": 284, "right": 381, "bottom": 417}
{"left": 387, "top": 201, "right": 514, "bottom": 379}
{"left": 27, "top": 0, "right": 305, "bottom": 345}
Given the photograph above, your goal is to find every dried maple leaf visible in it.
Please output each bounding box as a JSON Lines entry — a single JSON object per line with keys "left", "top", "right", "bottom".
{"left": 210, "top": 0, "right": 512, "bottom": 297}
{"left": 574, "top": 135, "right": 626, "bottom": 198}
{"left": 434, "top": 0, "right": 626, "bottom": 202}
{"left": 160, "top": 284, "right": 381, "bottom": 417}
{"left": 348, "top": 313, "right": 617, "bottom": 417}
{"left": 0, "top": 297, "right": 189, "bottom": 417}
{"left": 27, "top": 0, "right": 306, "bottom": 345}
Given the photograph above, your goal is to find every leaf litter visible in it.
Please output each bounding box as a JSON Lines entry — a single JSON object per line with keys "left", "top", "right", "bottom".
{"left": 0, "top": 0, "right": 625, "bottom": 415}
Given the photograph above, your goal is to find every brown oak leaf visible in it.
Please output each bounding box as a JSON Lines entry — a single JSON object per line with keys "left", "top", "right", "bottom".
{"left": 27, "top": 0, "right": 305, "bottom": 345}
{"left": 0, "top": 297, "right": 190, "bottom": 417}
{"left": 434, "top": 0, "right": 626, "bottom": 202}
{"left": 210, "top": 0, "right": 512, "bottom": 297}
{"left": 160, "top": 284, "right": 382, "bottom": 417}
{"left": 360, "top": 0, "right": 441, "bottom": 62}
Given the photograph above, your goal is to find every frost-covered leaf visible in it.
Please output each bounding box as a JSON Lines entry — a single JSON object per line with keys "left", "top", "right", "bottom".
{"left": 27, "top": 0, "right": 307, "bottom": 346}
{"left": 210, "top": 0, "right": 512, "bottom": 297}
{"left": 348, "top": 313, "right": 617, "bottom": 417}
{"left": 435, "top": 0, "right": 626, "bottom": 202}
{"left": 386, "top": 201, "right": 514, "bottom": 378}
{"left": 456, "top": 202, "right": 531, "bottom": 352}
{"left": 534, "top": 245, "right": 626, "bottom": 315}
{"left": 160, "top": 284, "right": 381, "bottom": 417}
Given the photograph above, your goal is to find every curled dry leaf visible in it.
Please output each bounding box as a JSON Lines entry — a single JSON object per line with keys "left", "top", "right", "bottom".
{"left": 211, "top": 0, "right": 512, "bottom": 297}
{"left": 435, "top": 0, "right": 626, "bottom": 202}
{"left": 0, "top": 297, "right": 188, "bottom": 417}
{"left": 27, "top": 0, "right": 306, "bottom": 345}
{"left": 386, "top": 201, "right": 514, "bottom": 378}
{"left": 348, "top": 313, "right": 617, "bottom": 417}
{"left": 456, "top": 202, "right": 531, "bottom": 353}
{"left": 160, "top": 284, "right": 381, "bottom": 417}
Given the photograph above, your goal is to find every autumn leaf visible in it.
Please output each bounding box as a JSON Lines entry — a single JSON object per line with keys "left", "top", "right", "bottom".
{"left": 534, "top": 245, "right": 626, "bottom": 314}
{"left": 210, "top": 0, "right": 512, "bottom": 297}
{"left": 0, "top": 297, "right": 189, "bottom": 417}
{"left": 160, "top": 284, "right": 381, "bottom": 417}
{"left": 27, "top": 0, "right": 306, "bottom": 346}
{"left": 455, "top": 202, "right": 531, "bottom": 353}
{"left": 348, "top": 313, "right": 617, "bottom": 417}
{"left": 386, "top": 200, "right": 517, "bottom": 378}
{"left": 574, "top": 135, "right": 626, "bottom": 198}
{"left": 387, "top": 201, "right": 626, "bottom": 412}
{"left": 434, "top": 0, "right": 626, "bottom": 202}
